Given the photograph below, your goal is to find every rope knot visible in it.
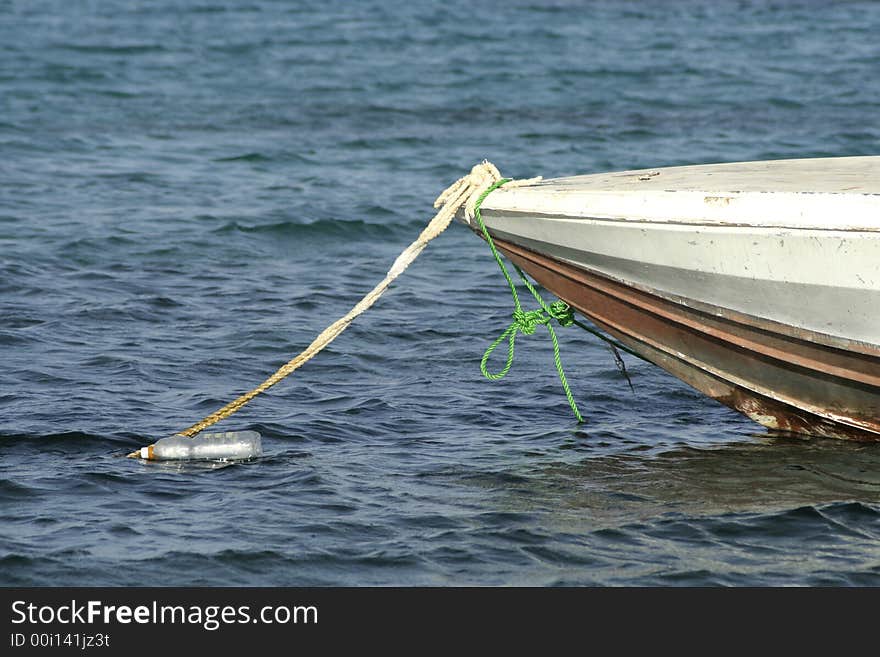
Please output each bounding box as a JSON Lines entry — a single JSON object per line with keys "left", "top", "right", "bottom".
{"left": 512, "top": 308, "right": 546, "bottom": 335}
{"left": 547, "top": 300, "right": 574, "bottom": 327}
{"left": 472, "top": 178, "right": 585, "bottom": 423}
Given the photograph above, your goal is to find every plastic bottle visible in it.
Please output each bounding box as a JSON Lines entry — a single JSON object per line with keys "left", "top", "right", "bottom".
{"left": 139, "top": 431, "right": 262, "bottom": 461}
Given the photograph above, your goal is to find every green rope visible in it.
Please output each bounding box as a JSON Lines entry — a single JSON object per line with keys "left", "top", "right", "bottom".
{"left": 473, "top": 179, "right": 584, "bottom": 423}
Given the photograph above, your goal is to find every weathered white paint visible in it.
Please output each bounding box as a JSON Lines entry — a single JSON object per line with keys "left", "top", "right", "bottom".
{"left": 482, "top": 156, "right": 880, "bottom": 231}
{"left": 469, "top": 156, "right": 880, "bottom": 347}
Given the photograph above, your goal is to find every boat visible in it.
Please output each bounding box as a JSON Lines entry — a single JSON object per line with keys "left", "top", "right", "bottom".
{"left": 461, "top": 156, "right": 880, "bottom": 441}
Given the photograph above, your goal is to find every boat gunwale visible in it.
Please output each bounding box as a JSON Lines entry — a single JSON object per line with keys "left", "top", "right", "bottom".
{"left": 475, "top": 206, "right": 880, "bottom": 234}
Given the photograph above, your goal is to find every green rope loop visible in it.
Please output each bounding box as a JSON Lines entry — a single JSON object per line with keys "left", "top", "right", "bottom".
{"left": 473, "top": 179, "right": 584, "bottom": 423}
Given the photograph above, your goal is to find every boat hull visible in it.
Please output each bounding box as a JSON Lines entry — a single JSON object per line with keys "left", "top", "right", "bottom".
{"left": 493, "top": 237, "right": 880, "bottom": 441}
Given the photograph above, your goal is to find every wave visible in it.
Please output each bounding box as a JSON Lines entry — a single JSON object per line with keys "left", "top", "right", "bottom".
{"left": 56, "top": 43, "right": 167, "bottom": 55}
{"left": 214, "top": 152, "right": 272, "bottom": 163}
{"left": 0, "top": 431, "right": 132, "bottom": 448}
{"left": 211, "top": 217, "right": 423, "bottom": 240}
{"left": 212, "top": 151, "right": 317, "bottom": 164}
{"left": 0, "top": 478, "right": 39, "bottom": 501}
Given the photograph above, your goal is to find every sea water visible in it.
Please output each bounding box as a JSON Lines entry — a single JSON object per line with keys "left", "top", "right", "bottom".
{"left": 2, "top": 0, "right": 879, "bottom": 586}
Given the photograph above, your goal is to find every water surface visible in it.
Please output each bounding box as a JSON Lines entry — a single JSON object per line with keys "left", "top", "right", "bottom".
{"left": 2, "top": 0, "right": 879, "bottom": 586}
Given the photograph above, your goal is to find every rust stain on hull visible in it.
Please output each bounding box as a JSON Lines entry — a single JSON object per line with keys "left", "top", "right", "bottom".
{"left": 491, "top": 237, "right": 880, "bottom": 441}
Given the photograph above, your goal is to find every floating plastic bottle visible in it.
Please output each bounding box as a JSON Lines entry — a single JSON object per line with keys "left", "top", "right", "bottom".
{"left": 137, "top": 431, "right": 262, "bottom": 461}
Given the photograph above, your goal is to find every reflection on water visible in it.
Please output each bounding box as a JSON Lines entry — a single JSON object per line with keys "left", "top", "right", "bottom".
{"left": 459, "top": 433, "right": 880, "bottom": 585}
{"left": 536, "top": 434, "right": 880, "bottom": 524}
{"left": 132, "top": 458, "right": 239, "bottom": 473}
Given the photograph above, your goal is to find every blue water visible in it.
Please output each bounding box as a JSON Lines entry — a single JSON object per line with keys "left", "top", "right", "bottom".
{"left": 2, "top": 0, "right": 880, "bottom": 586}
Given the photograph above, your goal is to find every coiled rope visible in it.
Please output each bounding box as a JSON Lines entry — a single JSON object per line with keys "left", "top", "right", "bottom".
{"left": 169, "top": 162, "right": 545, "bottom": 441}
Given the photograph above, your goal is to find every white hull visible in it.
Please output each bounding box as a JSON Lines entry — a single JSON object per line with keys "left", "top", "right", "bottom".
{"left": 474, "top": 156, "right": 880, "bottom": 350}
{"left": 463, "top": 156, "right": 880, "bottom": 439}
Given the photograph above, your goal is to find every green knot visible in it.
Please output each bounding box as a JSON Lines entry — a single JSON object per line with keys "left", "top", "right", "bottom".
{"left": 480, "top": 302, "right": 584, "bottom": 423}
{"left": 511, "top": 301, "right": 573, "bottom": 335}
{"left": 511, "top": 309, "right": 545, "bottom": 335}
{"left": 473, "top": 179, "right": 584, "bottom": 423}
{"left": 547, "top": 300, "right": 574, "bottom": 327}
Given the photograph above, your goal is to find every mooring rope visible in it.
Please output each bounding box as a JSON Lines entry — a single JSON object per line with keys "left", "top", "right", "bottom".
{"left": 170, "top": 162, "right": 543, "bottom": 440}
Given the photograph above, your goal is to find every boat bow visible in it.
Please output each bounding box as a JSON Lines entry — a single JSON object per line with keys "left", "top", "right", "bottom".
{"left": 464, "top": 156, "right": 880, "bottom": 440}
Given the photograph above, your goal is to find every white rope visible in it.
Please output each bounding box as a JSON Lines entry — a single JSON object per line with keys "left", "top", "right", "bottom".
{"left": 144, "top": 161, "right": 540, "bottom": 446}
